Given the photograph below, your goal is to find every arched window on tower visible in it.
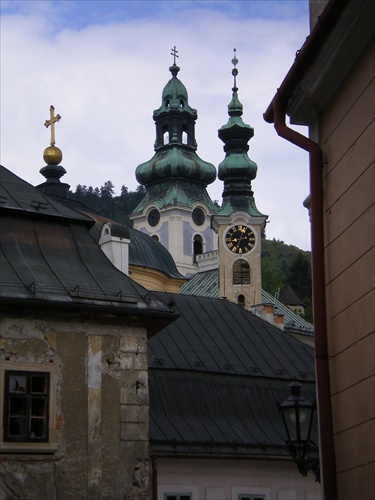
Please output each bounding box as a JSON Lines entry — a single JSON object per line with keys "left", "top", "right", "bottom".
{"left": 163, "top": 126, "right": 169, "bottom": 145}
{"left": 193, "top": 235, "right": 203, "bottom": 262}
{"left": 233, "top": 259, "right": 251, "bottom": 285}
{"left": 182, "top": 125, "right": 188, "bottom": 145}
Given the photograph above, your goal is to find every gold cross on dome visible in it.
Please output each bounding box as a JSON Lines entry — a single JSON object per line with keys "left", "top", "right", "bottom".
{"left": 171, "top": 46, "right": 179, "bottom": 65}
{"left": 44, "top": 105, "right": 61, "bottom": 146}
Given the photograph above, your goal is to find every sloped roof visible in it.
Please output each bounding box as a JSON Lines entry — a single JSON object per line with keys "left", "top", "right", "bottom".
{"left": 179, "top": 268, "right": 219, "bottom": 298}
{"left": 149, "top": 293, "right": 314, "bottom": 379}
{"left": 262, "top": 290, "right": 314, "bottom": 335}
{"left": 0, "top": 165, "right": 92, "bottom": 225}
{"left": 279, "top": 283, "right": 305, "bottom": 306}
{"left": 148, "top": 292, "right": 317, "bottom": 456}
{"left": 0, "top": 165, "right": 177, "bottom": 332}
{"left": 180, "top": 269, "right": 314, "bottom": 334}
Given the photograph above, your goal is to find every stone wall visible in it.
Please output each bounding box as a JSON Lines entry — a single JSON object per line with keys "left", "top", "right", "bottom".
{"left": 0, "top": 315, "right": 151, "bottom": 499}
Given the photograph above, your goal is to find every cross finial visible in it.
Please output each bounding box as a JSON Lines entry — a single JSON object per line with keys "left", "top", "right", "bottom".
{"left": 171, "top": 46, "right": 179, "bottom": 65}
{"left": 44, "top": 105, "right": 61, "bottom": 146}
{"left": 231, "top": 48, "right": 239, "bottom": 91}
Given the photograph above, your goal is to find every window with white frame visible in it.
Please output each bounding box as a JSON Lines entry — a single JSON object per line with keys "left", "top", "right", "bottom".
{"left": 1, "top": 361, "right": 58, "bottom": 452}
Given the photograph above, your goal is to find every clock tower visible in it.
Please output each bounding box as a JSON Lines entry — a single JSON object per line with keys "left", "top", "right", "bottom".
{"left": 212, "top": 50, "right": 267, "bottom": 309}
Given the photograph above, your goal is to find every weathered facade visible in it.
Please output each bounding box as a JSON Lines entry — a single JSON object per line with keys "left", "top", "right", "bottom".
{"left": 0, "top": 166, "right": 177, "bottom": 499}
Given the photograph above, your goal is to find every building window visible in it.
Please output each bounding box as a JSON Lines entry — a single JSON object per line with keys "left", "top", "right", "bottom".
{"left": 238, "top": 495, "right": 265, "bottom": 500}
{"left": 4, "top": 371, "right": 50, "bottom": 442}
{"left": 163, "top": 126, "right": 169, "bottom": 145}
{"left": 1, "top": 361, "right": 58, "bottom": 452}
{"left": 164, "top": 494, "right": 192, "bottom": 500}
{"left": 193, "top": 234, "right": 203, "bottom": 260}
{"left": 233, "top": 259, "right": 250, "bottom": 285}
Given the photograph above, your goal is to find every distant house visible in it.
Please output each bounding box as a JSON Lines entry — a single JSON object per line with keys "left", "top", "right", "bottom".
{"left": 279, "top": 283, "right": 305, "bottom": 317}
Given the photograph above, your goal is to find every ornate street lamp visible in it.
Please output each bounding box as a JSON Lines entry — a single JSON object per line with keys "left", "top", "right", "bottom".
{"left": 278, "top": 381, "right": 320, "bottom": 482}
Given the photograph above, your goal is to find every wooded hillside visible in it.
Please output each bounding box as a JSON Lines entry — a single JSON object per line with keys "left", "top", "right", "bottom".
{"left": 70, "top": 182, "right": 313, "bottom": 322}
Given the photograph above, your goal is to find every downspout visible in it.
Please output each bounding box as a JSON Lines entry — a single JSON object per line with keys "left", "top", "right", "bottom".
{"left": 268, "top": 97, "right": 336, "bottom": 500}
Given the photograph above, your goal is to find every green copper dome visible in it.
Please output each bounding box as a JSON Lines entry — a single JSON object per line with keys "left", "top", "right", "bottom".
{"left": 155, "top": 63, "right": 197, "bottom": 117}
{"left": 135, "top": 59, "right": 216, "bottom": 189}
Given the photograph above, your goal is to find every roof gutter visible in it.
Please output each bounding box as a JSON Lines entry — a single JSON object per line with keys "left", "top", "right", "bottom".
{"left": 263, "top": 1, "right": 349, "bottom": 498}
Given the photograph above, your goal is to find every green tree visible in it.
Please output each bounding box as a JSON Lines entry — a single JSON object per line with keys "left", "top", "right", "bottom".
{"left": 286, "top": 252, "right": 312, "bottom": 300}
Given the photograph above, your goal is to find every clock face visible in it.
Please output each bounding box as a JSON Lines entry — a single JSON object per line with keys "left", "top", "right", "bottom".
{"left": 225, "top": 224, "right": 256, "bottom": 254}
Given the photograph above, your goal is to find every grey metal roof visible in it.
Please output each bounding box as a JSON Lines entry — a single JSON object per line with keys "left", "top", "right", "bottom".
{"left": 262, "top": 290, "right": 314, "bottom": 335}
{"left": 180, "top": 268, "right": 219, "bottom": 298}
{"left": 0, "top": 165, "right": 92, "bottom": 225}
{"left": 279, "top": 283, "right": 305, "bottom": 306}
{"left": 149, "top": 293, "right": 315, "bottom": 379}
{"left": 148, "top": 292, "right": 317, "bottom": 456}
{"left": 0, "top": 166, "right": 177, "bottom": 331}
{"left": 180, "top": 269, "right": 314, "bottom": 334}
{"left": 149, "top": 369, "right": 317, "bottom": 457}
{"left": 128, "top": 228, "right": 185, "bottom": 280}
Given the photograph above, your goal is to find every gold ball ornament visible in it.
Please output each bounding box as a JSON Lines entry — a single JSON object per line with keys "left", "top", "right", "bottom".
{"left": 43, "top": 145, "right": 63, "bottom": 165}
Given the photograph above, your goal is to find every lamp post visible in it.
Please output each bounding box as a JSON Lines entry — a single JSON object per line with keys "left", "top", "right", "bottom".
{"left": 278, "top": 380, "right": 320, "bottom": 482}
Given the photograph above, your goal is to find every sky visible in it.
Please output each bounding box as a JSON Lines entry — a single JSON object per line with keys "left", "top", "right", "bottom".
{"left": 1, "top": 0, "right": 313, "bottom": 250}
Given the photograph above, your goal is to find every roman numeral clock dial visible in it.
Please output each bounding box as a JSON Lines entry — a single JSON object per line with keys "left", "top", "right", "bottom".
{"left": 224, "top": 225, "right": 256, "bottom": 254}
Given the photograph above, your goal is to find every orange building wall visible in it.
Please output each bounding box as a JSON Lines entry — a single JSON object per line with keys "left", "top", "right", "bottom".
{"left": 320, "top": 37, "right": 375, "bottom": 499}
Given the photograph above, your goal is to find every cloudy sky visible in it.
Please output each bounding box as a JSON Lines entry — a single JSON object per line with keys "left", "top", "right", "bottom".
{"left": 1, "top": 0, "right": 312, "bottom": 250}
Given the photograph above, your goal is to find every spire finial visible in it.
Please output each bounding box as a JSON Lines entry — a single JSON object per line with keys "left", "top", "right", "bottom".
{"left": 232, "top": 48, "right": 239, "bottom": 92}
{"left": 169, "top": 46, "right": 180, "bottom": 77}
{"left": 43, "top": 105, "right": 63, "bottom": 166}
{"left": 171, "top": 46, "right": 179, "bottom": 65}
{"left": 44, "top": 105, "right": 61, "bottom": 147}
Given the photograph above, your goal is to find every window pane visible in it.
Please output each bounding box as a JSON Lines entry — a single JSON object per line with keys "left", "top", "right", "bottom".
{"left": 30, "top": 417, "right": 47, "bottom": 438}
{"left": 31, "top": 374, "right": 48, "bottom": 394}
{"left": 8, "top": 374, "right": 27, "bottom": 393}
{"left": 9, "top": 416, "right": 27, "bottom": 437}
{"left": 31, "top": 398, "right": 46, "bottom": 417}
{"left": 9, "top": 396, "right": 26, "bottom": 416}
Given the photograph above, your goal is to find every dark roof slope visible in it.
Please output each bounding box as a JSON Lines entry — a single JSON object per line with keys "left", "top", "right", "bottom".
{"left": 128, "top": 228, "right": 185, "bottom": 280}
{"left": 148, "top": 292, "right": 317, "bottom": 457}
{"left": 180, "top": 269, "right": 314, "bottom": 334}
{"left": 279, "top": 283, "right": 305, "bottom": 306}
{"left": 149, "top": 293, "right": 314, "bottom": 379}
{"left": 149, "top": 369, "right": 317, "bottom": 457}
{"left": 0, "top": 166, "right": 177, "bottom": 332}
{"left": 0, "top": 165, "right": 92, "bottom": 225}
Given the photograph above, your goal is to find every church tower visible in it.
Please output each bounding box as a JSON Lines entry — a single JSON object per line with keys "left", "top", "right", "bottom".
{"left": 130, "top": 48, "right": 219, "bottom": 276}
{"left": 212, "top": 50, "right": 267, "bottom": 309}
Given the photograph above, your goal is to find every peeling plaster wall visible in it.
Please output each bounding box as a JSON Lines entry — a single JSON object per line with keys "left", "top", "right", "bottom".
{"left": 0, "top": 316, "right": 151, "bottom": 499}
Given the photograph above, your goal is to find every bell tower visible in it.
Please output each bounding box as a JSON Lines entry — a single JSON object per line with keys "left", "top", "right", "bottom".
{"left": 212, "top": 50, "right": 267, "bottom": 309}
{"left": 130, "top": 47, "right": 219, "bottom": 276}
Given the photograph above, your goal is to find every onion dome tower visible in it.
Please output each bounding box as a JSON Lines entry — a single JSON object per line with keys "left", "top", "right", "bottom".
{"left": 130, "top": 48, "right": 219, "bottom": 276}
{"left": 212, "top": 50, "right": 267, "bottom": 310}
{"left": 36, "top": 105, "right": 70, "bottom": 198}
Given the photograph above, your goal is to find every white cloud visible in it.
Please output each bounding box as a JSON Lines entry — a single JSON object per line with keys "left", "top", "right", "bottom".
{"left": 0, "top": 1, "right": 312, "bottom": 250}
